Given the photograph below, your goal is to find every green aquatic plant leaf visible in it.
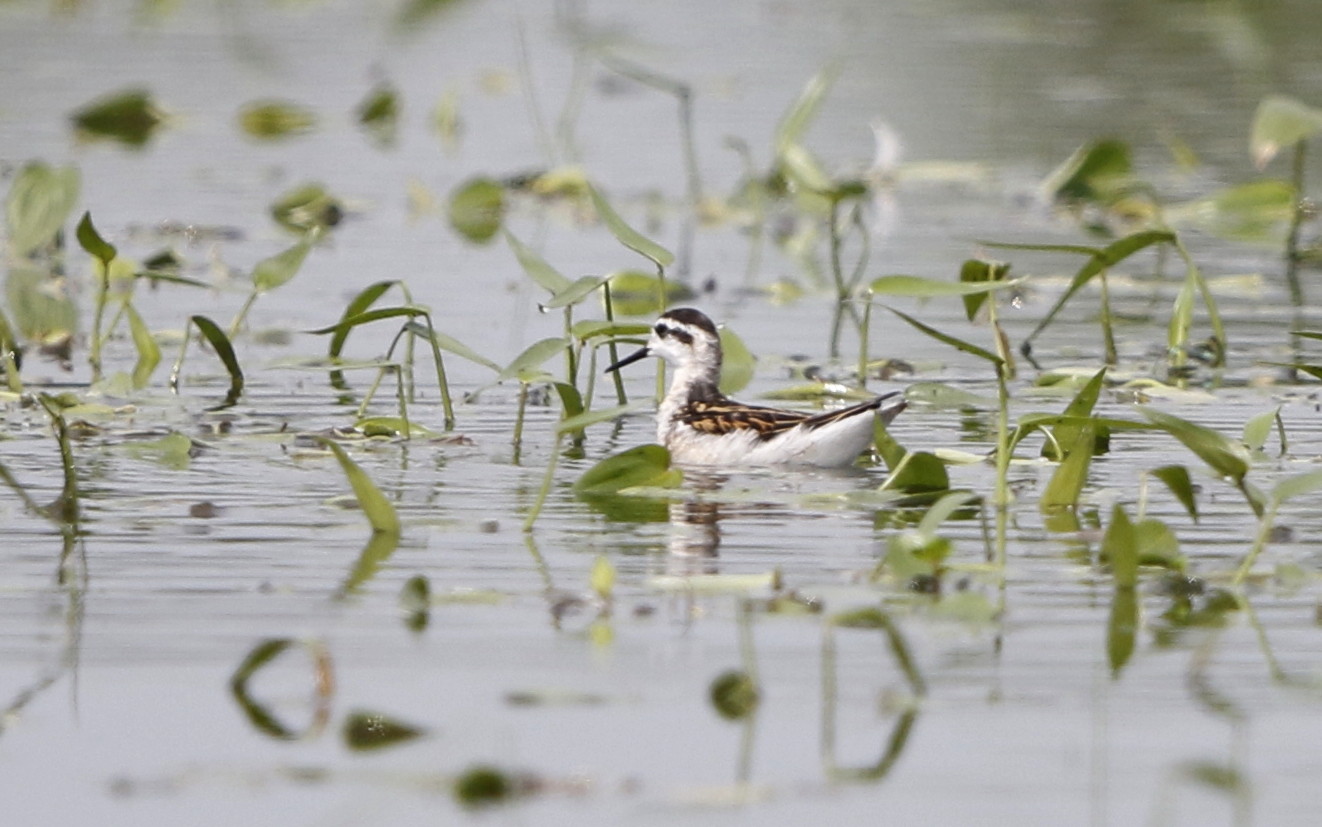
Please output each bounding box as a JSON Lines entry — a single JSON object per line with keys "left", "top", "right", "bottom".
{"left": 571, "top": 320, "right": 651, "bottom": 341}
{"left": 1133, "top": 518, "right": 1184, "bottom": 571}
{"left": 449, "top": 177, "right": 505, "bottom": 243}
{"left": 238, "top": 100, "right": 316, "bottom": 139}
{"left": 271, "top": 182, "right": 343, "bottom": 234}
{"left": 709, "top": 669, "right": 760, "bottom": 721}
{"left": 590, "top": 555, "right": 616, "bottom": 601}
{"left": 404, "top": 321, "right": 500, "bottom": 373}
{"left": 1250, "top": 94, "right": 1322, "bottom": 169}
{"left": 326, "top": 280, "right": 398, "bottom": 361}
{"left": 957, "top": 259, "right": 1012, "bottom": 321}
{"left": 718, "top": 326, "right": 755, "bottom": 395}
{"left": 400, "top": 574, "right": 430, "bottom": 631}
{"left": 5, "top": 263, "right": 77, "bottom": 346}
{"left": 454, "top": 765, "right": 517, "bottom": 807}
{"left": 70, "top": 88, "right": 165, "bottom": 146}
{"left": 1270, "top": 468, "right": 1322, "bottom": 504}
{"left": 75, "top": 211, "right": 117, "bottom": 268}
{"left": 318, "top": 439, "right": 401, "bottom": 536}
{"left": 589, "top": 185, "right": 674, "bottom": 269}
{"left": 775, "top": 68, "right": 835, "bottom": 154}
{"left": 229, "top": 638, "right": 334, "bottom": 741}
{"left": 1041, "top": 138, "right": 1132, "bottom": 202}
{"left": 541, "top": 275, "right": 607, "bottom": 310}
{"left": 1107, "top": 583, "right": 1138, "bottom": 678}
{"left": 498, "top": 337, "right": 570, "bottom": 383}
{"left": 1104, "top": 503, "right": 1138, "bottom": 588}
{"left": 356, "top": 82, "right": 400, "bottom": 146}
{"left": 124, "top": 302, "right": 160, "bottom": 389}
{"left": 6, "top": 162, "right": 81, "bottom": 257}
{"left": 1152, "top": 465, "right": 1199, "bottom": 523}
{"left": 342, "top": 710, "right": 425, "bottom": 751}
{"left": 1140, "top": 408, "right": 1250, "bottom": 484}
{"left": 554, "top": 401, "right": 647, "bottom": 435}
{"left": 253, "top": 234, "right": 313, "bottom": 293}
{"left": 1043, "top": 367, "right": 1108, "bottom": 460}
{"left": 606, "top": 270, "right": 694, "bottom": 316}
{"left": 1021, "top": 230, "right": 1176, "bottom": 348}
{"left": 574, "top": 444, "right": 682, "bottom": 495}
{"left": 185, "top": 315, "right": 244, "bottom": 408}
{"left": 1040, "top": 421, "right": 1095, "bottom": 512}
{"left": 1242, "top": 406, "right": 1285, "bottom": 455}
{"left": 867, "top": 271, "right": 1020, "bottom": 301}
{"left": 125, "top": 431, "right": 195, "bottom": 470}
{"left": 883, "top": 306, "right": 1003, "bottom": 368}
{"left": 503, "top": 231, "right": 571, "bottom": 294}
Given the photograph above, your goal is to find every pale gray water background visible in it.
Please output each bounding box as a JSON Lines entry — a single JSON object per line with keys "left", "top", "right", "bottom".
{"left": 3, "top": 0, "right": 1322, "bottom": 824}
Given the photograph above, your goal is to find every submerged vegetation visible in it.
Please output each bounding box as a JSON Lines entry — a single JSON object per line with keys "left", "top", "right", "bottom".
{"left": 3, "top": 3, "right": 1322, "bottom": 819}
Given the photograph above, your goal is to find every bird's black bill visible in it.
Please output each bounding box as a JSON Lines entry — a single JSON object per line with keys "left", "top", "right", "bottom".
{"left": 605, "top": 346, "right": 650, "bottom": 373}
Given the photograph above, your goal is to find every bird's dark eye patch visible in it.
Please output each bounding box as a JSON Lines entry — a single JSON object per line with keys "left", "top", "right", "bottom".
{"left": 655, "top": 323, "right": 693, "bottom": 346}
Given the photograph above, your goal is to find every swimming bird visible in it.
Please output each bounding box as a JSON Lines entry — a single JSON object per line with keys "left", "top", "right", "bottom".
{"left": 606, "top": 308, "right": 906, "bottom": 467}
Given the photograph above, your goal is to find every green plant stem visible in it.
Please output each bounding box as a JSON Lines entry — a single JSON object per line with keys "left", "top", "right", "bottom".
{"left": 857, "top": 296, "right": 872, "bottom": 390}
{"left": 1234, "top": 499, "right": 1279, "bottom": 586}
{"left": 993, "top": 365, "right": 1011, "bottom": 569}
{"left": 522, "top": 431, "right": 562, "bottom": 532}
{"left": 89, "top": 268, "right": 109, "bottom": 383}
{"left": 603, "top": 283, "right": 627, "bottom": 405}
{"left": 1284, "top": 139, "right": 1308, "bottom": 308}
{"left": 1099, "top": 269, "right": 1117, "bottom": 365}
{"left": 513, "top": 383, "right": 529, "bottom": 465}
{"left": 228, "top": 289, "right": 259, "bottom": 340}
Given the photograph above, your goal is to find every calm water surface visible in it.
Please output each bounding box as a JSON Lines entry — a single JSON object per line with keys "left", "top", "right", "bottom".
{"left": 2, "top": 0, "right": 1322, "bottom": 824}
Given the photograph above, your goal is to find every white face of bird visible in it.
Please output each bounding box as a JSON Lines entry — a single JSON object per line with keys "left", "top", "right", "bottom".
{"left": 606, "top": 308, "right": 722, "bottom": 374}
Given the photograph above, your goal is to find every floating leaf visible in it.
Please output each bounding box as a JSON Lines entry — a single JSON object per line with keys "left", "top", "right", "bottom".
{"left": 70, "top": 88, "right": 165, "bottom": 146}
{"left": 124, "top": 431, "right": 195, "bottom": 470}
{"left": 271, "top": 182, "right": 343, "bottom": 234}
{"left": 1133, "top": 518, "right": 1184, "bottom": 570}
{"left": 1250, "top": 95, "right": 1322, "bottom": 169}
{"left": 317, "top": 439, "right": 400, "bottom": 536}
{"left": 253, "top": 235, "right": 313, "bottom": 293}
{"left": 342, "top": 710, "right": 425, "bottom": 751}
{"left": 709, "top": 670, "right": 760, "bottom": 720}
{"left": 1152, "top": 465, "right": 1199, "bottom": 522}
{"left": 1242, "top": 406, "right": 1283, "bottom": 455}
{"left": 1140, "top": 408, "right": 1249, "bottom": 483}
{"left": 5, "top": 162, "right": 81, "bottom": 257}
{"left": 574, "top": 444, "right": 682, "bottom": 496}
{"left": 449, "top": 177, "right": 505, "bottom": 243}
{"left": 589, "top": 185, "right": 674, "bottom": 269}
{"left": 238, "top": 100, "right": 316, "bottom": 139}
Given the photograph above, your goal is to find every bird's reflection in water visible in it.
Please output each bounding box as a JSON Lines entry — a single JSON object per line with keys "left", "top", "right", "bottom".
{"left": 665, "top": 470, "right": 728, "bottom": 576}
